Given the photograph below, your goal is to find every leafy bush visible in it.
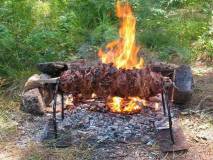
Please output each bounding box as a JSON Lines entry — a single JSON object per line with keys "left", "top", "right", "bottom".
{"left": 192, "top": 20, "right": 213, "bottom": 61}
{"left": 0, "top": 0, "right": 212, "bottom": 82}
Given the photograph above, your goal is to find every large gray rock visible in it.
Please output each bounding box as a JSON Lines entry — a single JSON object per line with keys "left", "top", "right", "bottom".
{"left": 21, "top": 88, "right": 46, "bottom": 115}
{"left": 173, "top": 65, "right": 193, "bottom": 104}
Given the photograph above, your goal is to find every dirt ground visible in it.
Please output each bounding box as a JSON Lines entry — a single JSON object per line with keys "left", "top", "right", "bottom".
{"left": 0, "top": 63, "right": 213, "bottom": 160}
{"left": 170, "top": 63, "right": 213, "bottom": 160}
{"left": 162, "top": 63, "right": 213, "bottom": 160}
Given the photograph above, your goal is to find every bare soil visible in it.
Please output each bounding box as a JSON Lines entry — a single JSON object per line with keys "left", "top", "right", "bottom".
{"left": 0, "top": 63, "right": 213, "bottom": 160}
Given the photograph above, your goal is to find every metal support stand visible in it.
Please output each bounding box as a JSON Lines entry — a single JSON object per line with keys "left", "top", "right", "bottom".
{"left": 61, "top": 92, "right": 64, "bottom": 120}
{"left": 162, "top": 86, "right": 175, "bottom": 144}
{"left": 166, "top": 96, "right": 175, "bottom": 144}
{"left": 161, "top": 91, "right": 166, "bottom": 116}
{"left": 157, "top": 80, "right": 188, "bottom": 152}
{"left": 52, "top": 80, "right": 66, "bottom": 139}
{"left": 52, "top": 80, "right": 59, "bottom": 139}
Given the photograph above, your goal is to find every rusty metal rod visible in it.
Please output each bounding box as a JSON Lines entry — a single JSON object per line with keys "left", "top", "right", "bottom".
{"left": 161, "top": 91, "right": 166, "bottom": 116}
{"left": 165, "top": 88, "right": 175, "bottom": 144}
{"left": 61, "top": 92, "right": 64, "bottom": 120}
{"left": 52, "top": 80, "right": 59, "bottom": 139}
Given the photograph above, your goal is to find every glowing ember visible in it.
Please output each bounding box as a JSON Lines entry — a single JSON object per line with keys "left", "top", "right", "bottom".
{"left": 98, "top": 0, "right": 146, "bottom": 113}
{"left": 65, "top": 95, "right": 74, "bottom": 109}
{"left": 154, "top": 102, "right": 160, "bottom": 111}
{"left": 107, "top": 97, "right": 148, "bottom": 113}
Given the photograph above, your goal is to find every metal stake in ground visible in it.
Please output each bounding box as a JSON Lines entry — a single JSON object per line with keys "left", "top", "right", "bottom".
{"left": 52, "top": 80, "right": 59, "bottom": 139}
{"left": 163, "top": 84, "right": 175, "bottom": 144}
{"left": 61, "top": 92, "right": 64, "bottom": 120}
{"left": 157, "top": 82, "right": 188, "bottom": 152}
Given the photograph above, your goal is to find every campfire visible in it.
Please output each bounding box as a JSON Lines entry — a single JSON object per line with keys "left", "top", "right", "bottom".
{"left": 99, "top": 1, "right": 155, "bottom": 114}
{"left": 59, "top": 1, "right": 163, "bottom": 114}
{"left": 56, "top": 0, "right": 178, "bottom": 148}
{"left": 21, "top": 0, "right": 193, "bottom": 153}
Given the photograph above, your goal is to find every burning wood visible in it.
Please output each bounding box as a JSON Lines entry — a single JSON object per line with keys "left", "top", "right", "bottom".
{"left": 59, "top": 62, "right": 163, "bottom": 100}
{"left": 60, "top": 1, "right": 165, "bottom": 114}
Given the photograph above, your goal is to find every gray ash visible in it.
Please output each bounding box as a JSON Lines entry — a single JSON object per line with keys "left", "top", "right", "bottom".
{"left": 43, "top": 101, "right": 164, "bottom": 148}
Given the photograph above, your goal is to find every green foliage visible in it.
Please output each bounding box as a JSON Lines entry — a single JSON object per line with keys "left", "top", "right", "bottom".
{"left": 0, "top": 0, "right": 212, "bottom": 82}
{"left": 0, "top": 0, "right": 117, "bottom": 81}
{"left": 192, "top": 21, "right": 213, "bottom": 61}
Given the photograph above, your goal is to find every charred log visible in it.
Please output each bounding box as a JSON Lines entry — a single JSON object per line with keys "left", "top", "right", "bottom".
{"left": 59, "top": 62, "right": 164, "bottom": 99}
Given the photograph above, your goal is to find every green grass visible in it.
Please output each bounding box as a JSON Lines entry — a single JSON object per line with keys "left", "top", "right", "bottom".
{"left": 0, "top": 0, "right": 212, "bottom": 83}
{"left": 21, "top": 144, "right": 93, "bottom": 160}
{"left": 136, "top": 0, "right": 213, "bottom": 62}
{"left": 0, "top": 95, "right": 19, "bottom": 144}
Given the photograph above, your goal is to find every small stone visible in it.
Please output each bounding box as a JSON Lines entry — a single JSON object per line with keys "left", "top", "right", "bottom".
{"left": 123, "top": 129, "right": 132, "bottom": 134}
{"left": 97, "top": 102, "right": 105, "bottom": 108}
{"left": 146, "top": 140, "right": 155, "bottom": 146}
{"left": 180, "top": 111, "right": 189, "bottom": 115}
{"left": 141, "top": 135, "right": 151, "bottom": 144}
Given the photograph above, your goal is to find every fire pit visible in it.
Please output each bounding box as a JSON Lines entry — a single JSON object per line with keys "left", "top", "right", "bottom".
{"left": 21, "top": 0, "right": 193, "bottom": 153}
{"left": 39, "top": 62, "right": 189, "bottom": 152}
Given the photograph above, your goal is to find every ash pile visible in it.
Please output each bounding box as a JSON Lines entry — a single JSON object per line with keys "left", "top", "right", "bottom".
{"left": 43, "top": 100, "right": 165, "bottom": 147}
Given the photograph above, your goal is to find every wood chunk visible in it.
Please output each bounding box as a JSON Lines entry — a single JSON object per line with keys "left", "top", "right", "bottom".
{"left": 173, "top": 65, "right": 193, "bottom": 104}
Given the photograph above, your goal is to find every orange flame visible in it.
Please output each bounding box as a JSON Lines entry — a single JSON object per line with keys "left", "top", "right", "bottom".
{"left": 98, "top": 0, "right": 144, "bottom": 70}
{"left": 98, "top": 1, "right": 145, "bottom": 114}
{"left": 107, "top": 97, "right": 148, "bottom": 114}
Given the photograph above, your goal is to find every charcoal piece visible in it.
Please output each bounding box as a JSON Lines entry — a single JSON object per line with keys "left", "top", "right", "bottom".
{"left": 173, "top": 65, "right": 193, "bottom": 104}
{"left": 37, "top": 62, "right": 68, "bottom": 77}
